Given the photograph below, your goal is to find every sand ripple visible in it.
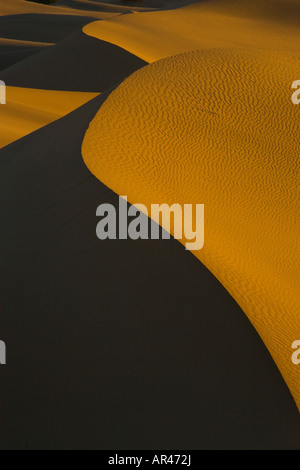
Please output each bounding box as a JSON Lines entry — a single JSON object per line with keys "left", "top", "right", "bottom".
{"left": 82, "top": 49, "right": 300, "bottom": 410}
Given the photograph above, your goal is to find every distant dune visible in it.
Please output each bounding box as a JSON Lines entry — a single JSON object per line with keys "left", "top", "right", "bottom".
{"left": 1, "top": 31, "right": 146, "bottom": 92}
{"left": 0, "top": 37, "right": 52, "bottom": 71}
{"left": 82, "top": 48, "right": 300, "bottom": 410}
{"left": 0, "top": 0, "right": 121, "bottom": 18}
{"left": 84, "top": 0, "right": 300, "bottom": 61}
{"left": 0, "top": 86, "right": 98, "bottom": 148}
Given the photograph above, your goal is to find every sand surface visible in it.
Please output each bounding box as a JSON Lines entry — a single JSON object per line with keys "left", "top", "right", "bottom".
{"left": 0, "top": 38, "right": 51, "bottom": 71}
{"left": 82, "top": 49, "right": 300, "bottom": 410}
{"left": 0, "top": 0, "right": 121, "bottom": 18}
{"left": 0, "top": 0, "right": 299, "bottom": 449}
{"left": 0, "top": 86, "right": 98, "bottom": 148}
{"left": 1, "top": 31, "right": 146, "bottom": 91}
{"left": 1, "top": 93, "right": 299, "bottom": 450}
{"left": 84, "top": 0, "right": 300, "bottom": 61}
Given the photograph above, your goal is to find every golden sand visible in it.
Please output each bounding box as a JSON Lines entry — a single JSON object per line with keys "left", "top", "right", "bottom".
{"left": 82, "top": 49, "right": 300, "bottom": 410}
{"left": 0, "top": 0, "right": 119, "bottom": 18}
{"left": 0, "top": 86, "right": 98, "bottom": 148}
{"left": 84, "top": 0, "right": 300, "bottom": 62}
{"left": 0, "top": 0, "right": 163, "bottom": 19}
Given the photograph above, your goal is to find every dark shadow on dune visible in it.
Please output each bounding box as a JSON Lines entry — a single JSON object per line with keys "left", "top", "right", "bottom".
{"left": 0, "top": 31, "right": 147, "bottom": 91}
{"left": 0, "top": 45, "right": 49, "bottom": 72}
{"left": 0, "top": 91, "right": 299, "bottom": 450}
{"left": 52, "top": 0, "right": 132, "bottom": 14}
{"left": 56, "top": 0, "right": 197, "bottom": 12}
{"left": 115, "top": 0, "right": 197, "bottom": 9}
{"left": 25, "top": 0, "right": 59, "bottom": 3}
{"left": 0, "top": 14, "right": 95, "bottom": 43}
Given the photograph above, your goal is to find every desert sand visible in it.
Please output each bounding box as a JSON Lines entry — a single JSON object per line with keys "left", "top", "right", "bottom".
{"left": 1, "top": 31, "right": 146, "bottom": 92}
{"left": 0, "top": 0, "right": 120, "bottom": 18}
{"left": 82, "top": 48, "right": 300, "bottom": 411}
{"left": 0, "top": 86, "right": 98, "bottom": 148}
{"left": 82, "top": 0, "right": 300, "bottom": 413}
{"left": 0, "top": 39, "right": 51, "bottom": 72}
{"left": 0, "top": 0, "right": 299, "bottom": 450}
{"left": 84, "top": 0, "right": 300, "bottom": 61}
{"left": 1, "top": 91, "right": 299, "bottom": 450}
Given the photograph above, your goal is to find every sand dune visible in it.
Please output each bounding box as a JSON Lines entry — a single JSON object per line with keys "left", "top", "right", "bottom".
{"left": 82, "top": 49, "right": 300, "bottom": 410}
{"left": 0, "top": 0, "right": 299, "bottom": 450}
{"left": 0, "top": 2, "right": 146, "bottom": 148}
{"left": 1, "top": 94, "right": 299, "bottom": 450}
{"left": 84, "top": 0, "right": 300, "bottom": 62}
{"left": 0, "top": 38, "right": 52, "bottom": 71}
{"left": 0, "top": 0, "right": 121, "bottom": 18}
{"left": 0, "top": 37, "right": 52, "bottom": 48}
{"left": 0, "top": 86, "right": 98, "bottom": 148}
{"left": 57, "top": 0, "right": 157, "bottom": 13}
{"left": 0, "top": 31, "right": 145, "bottom": 147}
{"left": 1, "top": 31, "right": 146, "bottom": 92}
{"left": 0, "top": 0, "right": 185, "bottom": 18}
{"left": 0, "top": 13, "right": 98, "bottom": 44}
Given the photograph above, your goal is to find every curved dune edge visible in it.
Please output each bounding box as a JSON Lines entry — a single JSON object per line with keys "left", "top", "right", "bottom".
{"left": 0, "top": 0, "right": 182, "bottom": 18}
{"left": 83, "top": 0, "right": 300, "bottom": 62}
{"left": 0, "top": 0, "right": 120, "bottom": 19}
{"left": 0, "top": 86, "right": 98, "bottom": 148}
{"left": 82, "top": 49, "right": 300, "bottom": 410}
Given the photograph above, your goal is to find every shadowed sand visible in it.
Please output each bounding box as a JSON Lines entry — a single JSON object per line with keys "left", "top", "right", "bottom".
{"left": 0, "top": 0, "right": 191, "bottom": 18}
{"left": 0, "top": 33, "right": 146, "bottom": 147}
{"left": 0, "top": 31, "right": 147, "bottom": 92}
{"left": 0, "top": 0, "right": 299, "bottom": 450}
{"left": 82, "top": 49, "right": 300, "bottom": 411}
{"left": 0, "top": 14, "right": 97, "bottom": 43}
{"left": 0, "top": 93, "right": 299, "bottom": 450}
{"left": 0, "top": 0, "right": 122, "bottom": 18}
{"left": 0, "top": 86, "right": 98, "bottom": 148}
{"left": 0, "top": 38, "right": 52, "bottom": 71}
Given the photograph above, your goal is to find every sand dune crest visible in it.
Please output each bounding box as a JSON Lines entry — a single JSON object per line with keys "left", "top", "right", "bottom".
{"left": 82, "top": 48, "right": 300, "bottom": 410}
{"left": 0, "top": 86, "right": 98, "bottom": 148}
{"left": 84, "top": 0, "right": 300, "bottom": 62}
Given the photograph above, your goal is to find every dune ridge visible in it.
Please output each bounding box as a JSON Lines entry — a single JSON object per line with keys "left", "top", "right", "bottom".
{"left": 1, "top": 92, "right": 299, "bottom": 450}
{"left": 0, "top": 31, "right": 146, "bottom": 92}
{"left": 0, "top": 0, "right": 299, "bottom": 449}
{"left": 0, "top": 0, "right": 120, "bottom": 18}
{"left": 83, "top": 0, "right": 300, "bottom": 62}
{"left": 0, "top": 0, "right": 189, "bottom": 18}
{"left": 82, "top": 49, "right": 300, "bottom": 410}
{"left": 0, "top": 86, "right": 98, "bottom": 148}
{"left": 0, "top": 37, "right": 54, "bottom": 71}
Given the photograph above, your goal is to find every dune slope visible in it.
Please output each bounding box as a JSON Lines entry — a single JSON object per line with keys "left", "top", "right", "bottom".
{"left": 82, "top": 49, "right": 300, "bottom": 410}
{"left": 0, "top": 13, "right": 98, "bottom": 44}
{"left": 0, "top": 0, "right": 121, "bottom": 18}
{"left": 0, "top": 32, "right": 146, "bottom": 92}
{"left": 84, "top": 0, "right": 300, "bottom": 62}
{"left": 1, "top": 94, "right": 299, "bottom": 449}
{"left": 0, "top": 86, "right": 98, "bottom": 148}
{"left": 0, "top": 0, "right": 299, "bottom": 449}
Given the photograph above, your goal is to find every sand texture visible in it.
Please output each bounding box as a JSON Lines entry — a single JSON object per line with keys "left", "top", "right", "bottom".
{"left": 0, "top": 86, "right": 98, "bottom": 148}
{"left": 0, "top": 0, "right": 299, "bottom": 449}
{"left": 82, "top": 49, "right": 300, "bottom": 409}
{"left": 84, "top": 0, "right": 300, "bottom": 61}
